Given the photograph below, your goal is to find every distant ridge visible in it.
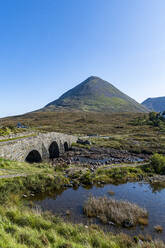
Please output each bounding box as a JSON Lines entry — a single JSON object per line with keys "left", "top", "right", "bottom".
{"left": 43, "top": 76, "right": 148, "bottom": 113}
{"left": 142, "top": 97, "right": 165, "bottom": 112}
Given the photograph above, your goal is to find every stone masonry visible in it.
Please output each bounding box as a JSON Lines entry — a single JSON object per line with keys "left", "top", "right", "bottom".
{"left": 0, "top": 132, "right": 77, "bottom": 162}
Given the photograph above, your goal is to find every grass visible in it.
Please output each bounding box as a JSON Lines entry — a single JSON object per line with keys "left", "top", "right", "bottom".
{"left": 0, "top": 204, "right": 120, "bottom": 248}
{"left": 0, "top": 157, "right": 57, "bottom": 175}
{"left": 0, "top": 158, "right": 70, "bottom": 202}
{"left": 0, "top": 134, "right": 37, "bottom": 143}
{"left": 93, "top": 166, "right": 145, "bottom": 184}
{"left": 138, "top": 217, "right": 148, "bottom": 226}
{"left": 83, "top": 196, "right": 148, "bottom": 226}
{"left": 0, "top": 158, "right": 164, "bottom": 247}
{"left": 0, "top": 126, "right": 28, "bottom": 136}
{"left": 3, "top": 157, "right": 137, "bottom": 202}
{"left": 108, "top": 191, "right": 115, "bottom": 196}
{"left": 0, "top": 173, "right": 69, "bottom": 203}
{"left": 0, "top": 204, "right": 163, "bottom": 248}
{"left": 65, "top": 164, "right": 148, "bottom": 187}
{"left": 154, "top": 225, "right": 163, "bottom": 233}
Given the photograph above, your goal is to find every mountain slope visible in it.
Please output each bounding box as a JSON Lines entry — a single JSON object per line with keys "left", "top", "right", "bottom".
{"left": 142, "top": 97, "right": 165, "bottom": 112}
{"left": 44, "top": 76, "right": 148, "bottom": 113}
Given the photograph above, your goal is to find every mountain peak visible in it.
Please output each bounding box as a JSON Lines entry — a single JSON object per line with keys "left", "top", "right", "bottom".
{"left": 86, "top": 76, "right": 101, "bottom": 81}
{"left": 44, "top": 76, "right": 148, "bottom": 113}
{"left": 87, "top": 75, "right": 99, "bottom": 80}
{"left": 142, "top": 97, "right": 165, "bottom": 112}
{"left": 79, "top": 76, "right": 106, "bottom": 87}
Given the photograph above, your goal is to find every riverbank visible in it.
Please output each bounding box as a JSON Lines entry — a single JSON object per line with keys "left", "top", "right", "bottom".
{"left": 0, "top": 157, "right": 165, "bottom": 247}
{"left": 0, "top": 155, "right": 165, "bottom": 198}
{"left": 1, "top": 203, "right": 165, "bottom": 248}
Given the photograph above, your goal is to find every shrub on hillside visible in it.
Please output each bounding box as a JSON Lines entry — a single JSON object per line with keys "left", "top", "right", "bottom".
{"left": 150, "top": 153, "right": 165, "bottom": 174}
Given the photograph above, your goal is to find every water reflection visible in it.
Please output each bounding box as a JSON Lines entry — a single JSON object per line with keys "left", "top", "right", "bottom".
{"left": 30, "top": 181, "right": 165, "bottom": 241}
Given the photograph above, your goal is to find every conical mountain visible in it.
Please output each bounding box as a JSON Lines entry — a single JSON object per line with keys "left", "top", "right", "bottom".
{"left": 44, "top": 76, "right": 148, "bottom": 113}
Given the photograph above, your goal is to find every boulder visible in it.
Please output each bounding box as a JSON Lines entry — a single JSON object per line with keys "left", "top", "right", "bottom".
{"left": 77, "top": 139, "right": 91, "bottom": 145}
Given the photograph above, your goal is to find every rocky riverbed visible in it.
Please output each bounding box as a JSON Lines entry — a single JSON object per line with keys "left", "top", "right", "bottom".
{"left": 50, "top": 146, "right": 148, "bottom": 169}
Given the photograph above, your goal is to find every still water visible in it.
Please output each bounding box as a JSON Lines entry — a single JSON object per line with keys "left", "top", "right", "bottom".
{"left": 31, "top": 182, "right": 165, "bottom": 241}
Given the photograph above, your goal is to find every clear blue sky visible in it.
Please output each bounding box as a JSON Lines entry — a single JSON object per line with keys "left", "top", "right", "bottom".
{"left": 1, "top": 0, "right": 165, "bottom": 117}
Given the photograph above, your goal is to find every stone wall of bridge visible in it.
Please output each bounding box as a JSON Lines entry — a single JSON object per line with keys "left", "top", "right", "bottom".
{"left": 0, "top": 132, "right": 77, "bottom": 162}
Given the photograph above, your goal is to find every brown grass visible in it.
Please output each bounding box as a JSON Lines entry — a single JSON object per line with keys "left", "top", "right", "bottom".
{"left": 83, "top": 196, "right": 148, "bottom": 226}
{"left": 108, "top": 191, "right": 115, "bottom": 196}
{"left": 1, "top": 111, "right": 165, "bottom": 154}
{"left": 138, "top": 217, "right": 148, "bottom": 225}
{"left": 138, "top": 234, "right": 165, "bottom": 248}
{"left": 0, "top": 111, "right": 151, "bottom": 137}
{"left": 154, "top": 225, "right": 163, "bottom": 233}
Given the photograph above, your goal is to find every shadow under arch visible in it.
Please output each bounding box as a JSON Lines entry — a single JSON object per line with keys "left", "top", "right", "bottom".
{"left": 49, "top": 141, "right": 60, "bottom": 159}
{"left": 25, "top": 150, "right": 42, "bottom": 163}
{"left": 64, "top": 142, "right": 69, "bottom": 152}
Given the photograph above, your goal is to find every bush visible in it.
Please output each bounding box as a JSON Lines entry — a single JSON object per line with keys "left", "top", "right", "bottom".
{"left": 80, "top": 171, "right": 93, "bottom": 185}
{"left": 150, "top": 154, "right": 165, "bottom": 174}
{"left": 149, "top": 112, "right": 161, "bottom": 127}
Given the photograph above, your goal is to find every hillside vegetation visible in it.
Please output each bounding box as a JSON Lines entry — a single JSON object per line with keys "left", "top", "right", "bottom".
{"left": 44, "top": 76, "right": 148, "bottom": 113}
{"left": 1, "top": 111, "right": 165, "bottom": 155}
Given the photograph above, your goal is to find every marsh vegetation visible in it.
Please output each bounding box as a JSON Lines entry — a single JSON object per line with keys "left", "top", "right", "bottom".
{"left": 83, "top": 196, "right": 148, "bottom": 226}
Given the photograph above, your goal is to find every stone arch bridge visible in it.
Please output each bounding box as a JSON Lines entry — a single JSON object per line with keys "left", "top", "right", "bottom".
{"left": 0, "top": 132, "right": 77, "bottom": 162}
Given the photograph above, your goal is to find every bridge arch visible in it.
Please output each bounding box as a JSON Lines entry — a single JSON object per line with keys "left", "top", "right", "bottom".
{"left": 49, "top": 141, "right": 60, "bottom": 159}
{"left": 64, "top": 141, "right": 69, "bottom": 152}
{"left": 25, "top": 150, "right": 42, "bottom": 163}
